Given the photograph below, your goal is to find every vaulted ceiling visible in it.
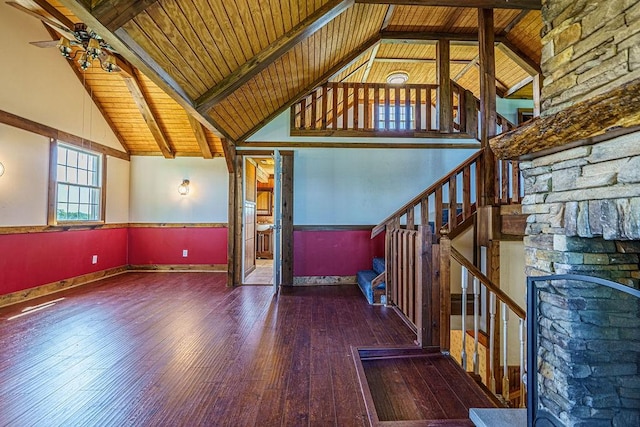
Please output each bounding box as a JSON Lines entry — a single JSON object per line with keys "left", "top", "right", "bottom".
{"left": 9, "top": 0, "right": 542, "bottom": 159}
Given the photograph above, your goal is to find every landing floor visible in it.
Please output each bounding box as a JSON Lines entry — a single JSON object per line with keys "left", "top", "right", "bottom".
{"left": 0, "top": 273, "right": 489, "bottom": 426}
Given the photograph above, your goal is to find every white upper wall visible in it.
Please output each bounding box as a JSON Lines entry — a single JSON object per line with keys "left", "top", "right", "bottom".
{"left": 293, "top": 148, "right": 477, "bottom": 225}
{"left": 0, "top": 2, "right": 122, "bottom": 151}
{"left": 129, "top": 156, "right": 229, "bottom": 223}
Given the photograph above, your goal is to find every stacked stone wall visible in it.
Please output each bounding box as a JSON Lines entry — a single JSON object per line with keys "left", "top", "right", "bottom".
{"left": 541, "top": 0, "right": 640, "bottom": 115}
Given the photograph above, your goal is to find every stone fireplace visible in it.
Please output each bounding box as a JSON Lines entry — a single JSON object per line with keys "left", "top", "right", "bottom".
{"left": 521, "top": 135, "right": 640, "bottom": 426}
{"left": 489, "top": 1, "right": 640, "bottom": 425}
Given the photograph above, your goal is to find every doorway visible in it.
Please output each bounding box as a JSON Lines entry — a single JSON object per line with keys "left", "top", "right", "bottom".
{"left": 243, "top": 155, "right": 275, "bottom": 285}
{"left": 232, "top": 150, "right": 292, "bottom": 290}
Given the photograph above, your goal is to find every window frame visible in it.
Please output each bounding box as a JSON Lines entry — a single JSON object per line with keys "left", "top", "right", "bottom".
{"left": 376, "top": 104, "right": 415, "bottom": 130}
{"left": 48, "top": 140, "right": 107, "bottom": 226}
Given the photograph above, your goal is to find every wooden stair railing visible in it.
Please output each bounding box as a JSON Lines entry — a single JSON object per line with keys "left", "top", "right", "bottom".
{"left": 442, "top": 243, "right": 527, "bottom": 408}
{"left": 372, "top": 150, "right": 483, "bottom": 241}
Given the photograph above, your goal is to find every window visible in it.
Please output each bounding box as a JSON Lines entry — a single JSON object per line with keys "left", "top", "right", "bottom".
{"left": 51, "top": 143, "right": 104, "bottom": 223}
{"left": 377, "top": 105, "right": 414, "bottom": 130}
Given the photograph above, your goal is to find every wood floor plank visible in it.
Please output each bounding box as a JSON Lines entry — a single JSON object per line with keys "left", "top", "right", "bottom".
{"left": 0, "top": 273, "right": 492, "bottom": 426}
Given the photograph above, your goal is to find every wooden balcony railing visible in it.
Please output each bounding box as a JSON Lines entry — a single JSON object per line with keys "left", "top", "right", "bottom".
{"left": 291, "top": 80, "right": 517, "bottom": 140}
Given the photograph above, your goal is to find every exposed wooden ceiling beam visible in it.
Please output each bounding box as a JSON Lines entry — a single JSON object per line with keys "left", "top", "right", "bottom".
{"left": 375, "top": 57, "right": 472, "bottom": 64}
{"left": 497, "top": 40, "right": 541, "bottom": 75}
{"left": 504, "top": 75, "right": 533, "bottom": 98}
{"left": 381, "top": 30, "right": 506, "bottom": 43}
{"left": 122, "top": 70, "right": 175, "bottom": 159}
{"left": 42, "top": 24, "right": 129, "bottom": 153}
{"left": 360, "top": 42, "right": 381, "bottom": 83}
{"left": 55, "top": 0, "right": 227, "bottom": 141}
{"left": 221, "top": 138, "right": 235, "bottom": 173}
{"left": 362, "top": 4, "right": 394, "bottom": 83}
{"left": 238, "top": 35, "right": 382, "bottom": 142}
{"left": 381, "top": 4, "right": 396, "bottom": 29}
{"left": 238, "top": 141, "right": 482, "bottom": 149}
{"left": 188, "top": 115, "right": 214, "bottom": 159}
{"left": 355, "top": 0, "right": 541, "bottom": 9}
{"left": 501, "top": 9, "right": 529, "bottom": 35}
{"left": 196, "top": 0, "right": 354, "bottom": 113}
{"left": 453, "top": 55, "right": 478, "bottom": 81}
{"left": 92, "top": 0, "right": 161, "bottom": 32}
{"left": 32, "top": 0, "right": 76, "bottom": 30}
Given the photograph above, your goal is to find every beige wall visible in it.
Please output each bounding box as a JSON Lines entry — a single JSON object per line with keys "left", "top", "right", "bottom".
{"left": 0, "top": 1, "right": 129, "bottom": 226}
{"left": 128, "top": 156, "right": 229, "bottom": 223}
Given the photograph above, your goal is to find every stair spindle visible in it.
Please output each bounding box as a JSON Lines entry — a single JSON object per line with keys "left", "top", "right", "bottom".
{"left": 472, "top": 276, "right": 480, "bottom": 376}
{"left": 489, "top": 292, "right": 496, "bottom": 393}
{"left": 460, "top": 267, "right": 468, "bottom": 370}
{"left": 502, "top": 302, "right": 510, "bottom": 401}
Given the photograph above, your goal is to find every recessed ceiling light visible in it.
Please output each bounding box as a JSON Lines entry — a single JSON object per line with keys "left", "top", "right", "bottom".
{"left": 387, "top": 71, "right": 409, "bottom": 85}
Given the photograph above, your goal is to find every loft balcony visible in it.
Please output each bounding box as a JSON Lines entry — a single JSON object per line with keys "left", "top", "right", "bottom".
{"left": 290, "top": 81, "right": 516, "bottom": 139}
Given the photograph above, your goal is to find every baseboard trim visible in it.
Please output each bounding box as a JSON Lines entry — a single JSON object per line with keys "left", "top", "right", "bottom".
{"left": 0, "top": 264, "right": 229, "bottom": 308}
{"left": 293, "top": 275, "right": 357, "bottom": 286}
{"left": 128, "top": 264, "right": 227, "bottom": 272}
{"left": 0, "top": 266, "right": 128, "bottom": 308}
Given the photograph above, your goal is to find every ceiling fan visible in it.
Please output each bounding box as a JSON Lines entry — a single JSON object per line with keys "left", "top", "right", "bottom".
{"left": 7, "top": 0, "right": 120, "bottom": 72}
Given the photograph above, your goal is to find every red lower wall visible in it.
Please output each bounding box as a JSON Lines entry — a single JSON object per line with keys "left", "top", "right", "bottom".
{"left": 0, "top": 226, "right": 376, "bottom": 297}
{"left": 127, "top": 227, "right": 227, "bottom": 265}
{"left": 293, "top": 230, "right": 385, "bottom": 276}
{"left": 0, "top": 228, "right": 128, "bottom": 295}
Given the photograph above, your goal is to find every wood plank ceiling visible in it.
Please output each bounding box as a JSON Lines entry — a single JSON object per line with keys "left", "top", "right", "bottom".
{"left": 12, "top": 0, "right": 542, "bottom": 158}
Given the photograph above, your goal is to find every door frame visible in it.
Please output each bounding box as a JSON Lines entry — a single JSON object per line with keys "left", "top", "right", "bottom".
{"left": 229, "top": 150, "right": 293, "bottom": 287}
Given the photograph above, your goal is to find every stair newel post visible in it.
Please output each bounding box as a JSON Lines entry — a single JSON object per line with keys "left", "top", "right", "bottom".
{"left": 489, "top": 292, "right": 497, "bottom": 393}
{"left": 416, "top": 225, "right": 432, "bottom": 348}
{"left": 472, "top": 276, "right": 480, "bottom": 376}
{"left": 439, "top": 227, "right": 451, "bottom": 352}
{"left": 460, "top": 266, "right": 468, "bottom": 370}
{"left": 385, "top": 221, "right": 395, "bottom": 305}
{"left": 502, "top": 301, "right": 510, "bottom": 401}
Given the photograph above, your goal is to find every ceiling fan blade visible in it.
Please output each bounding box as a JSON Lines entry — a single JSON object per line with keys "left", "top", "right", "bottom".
{"left": 29, "top": 39, "right": 61, "bottom": 48}
{"left": 6, "top": 1, "right": 77, "bottom": 40}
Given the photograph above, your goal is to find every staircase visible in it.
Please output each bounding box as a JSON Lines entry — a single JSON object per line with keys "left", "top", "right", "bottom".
{"left": 357, "top": 257, "right": 386, "bottom": 304}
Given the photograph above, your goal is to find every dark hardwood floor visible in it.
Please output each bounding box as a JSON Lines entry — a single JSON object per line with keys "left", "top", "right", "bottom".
{"left": 0, "top": 273, "right": 493, "bottom": 426}
{"left": 0, "top": 273, "right": 417, "bottom": 426}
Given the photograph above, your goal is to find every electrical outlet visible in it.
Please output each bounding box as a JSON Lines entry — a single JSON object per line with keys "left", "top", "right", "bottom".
{"left": 92, "top": 255, "right": 98, "bottom": 264}
{"left": 182, "top": 249, "right": 188, "bottom": 258}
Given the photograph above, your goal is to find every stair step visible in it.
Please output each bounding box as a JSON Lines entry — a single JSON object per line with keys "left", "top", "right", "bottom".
{"left": 372, "top": 257, "right": 385, "bottom": 275}
{"left": 356, "top": 269, "right": 385, "bottom": 305}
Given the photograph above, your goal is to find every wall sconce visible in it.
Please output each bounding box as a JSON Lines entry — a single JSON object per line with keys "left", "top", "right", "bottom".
{"left": 0, "top": 161, "right": 4, "bottom": 177}
{"left": 178, "top": 179, "right": 190, "bottom": 196}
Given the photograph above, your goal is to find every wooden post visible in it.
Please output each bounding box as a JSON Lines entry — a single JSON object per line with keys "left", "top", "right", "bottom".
{"left": 464, "top": 89, "right": 478, "bottom": 139}
{"left": 437, "top": 40, "right": 452, "bottom": 133}
{"left": 533, "top": 73, "right": 542, "bottom": 117}
{"left": 416, "top": 225, "right": 433, "bottom": 348}
{"left": 488, "top": 239, "right": 502, "bottom": 393}
{"left": 439, "top": 228, "right": 451, "bottom": 352}
{"left": 479, "top": 8, "right": 497, "bottom": 207}
{"left": 281, "top": 154, "right": 294, "bottom": 286}
{"left": 233, "top": 155, "right": 244, "bottom": 286}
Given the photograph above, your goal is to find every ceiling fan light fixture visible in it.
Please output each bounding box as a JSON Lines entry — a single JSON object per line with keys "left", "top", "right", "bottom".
{"left": 87, "top": 38, "right": 101, "bottom": 60}
{"left": 78, "top": 53, "right": 91, "bottom": 70}
{"left": 387, "top": 71, "right": 409, "bottom": 85}
{"left": 57, "top": 37, "right": 72, "bottom": 58}
{"left": 101, "top": 54, "right": 120, "bottom": 73}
